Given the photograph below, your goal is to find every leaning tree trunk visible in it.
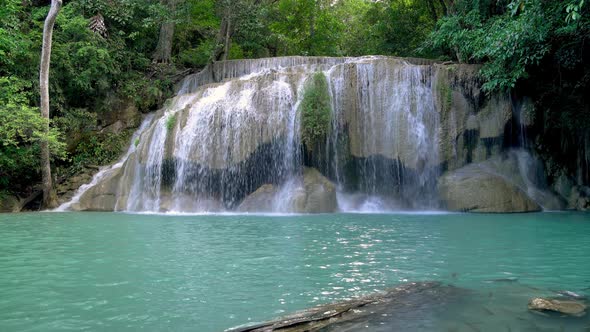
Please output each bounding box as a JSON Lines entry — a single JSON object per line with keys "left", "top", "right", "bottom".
{"left": 438, "top": 0, "right": 448, "bottom": 16}
{"left": 222, "top": 14, "right": 232, "bottom": 61}
{"left": 213, "top": 5, "right": 233, "bottom": 62}
{"left": 39, "top": 0, "right": 62, "bottom": 209}
{"left": 152, "top": 0, "right": 178, "bottom": 64}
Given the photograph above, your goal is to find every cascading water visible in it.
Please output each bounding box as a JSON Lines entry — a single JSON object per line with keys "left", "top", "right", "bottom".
{"left": 55, "top": 114, "right": 154, "bottom": 211}
{"left": 118, "top": 66, "right": 317, "bottom": 213}
{"left": 60, "top": 56, "right": 448, "bottom": 213}
{"left": 326, "top": 58, "right": 440, "bottom": 211}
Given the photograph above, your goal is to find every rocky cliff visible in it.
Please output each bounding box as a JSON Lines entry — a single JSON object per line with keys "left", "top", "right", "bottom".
{"left": 57, "top": 56, "right": 588, "bottom": 213}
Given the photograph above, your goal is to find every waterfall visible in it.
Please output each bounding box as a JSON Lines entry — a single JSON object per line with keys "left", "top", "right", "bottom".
{"left": 54, "top": 114, "right": 154, "bottom": 212}
{"left": 326, "top": 58, "right": 440, "bottom": 210}
{"left": 60, "top": 56, "right": 447, "bottom": 213}
{"left": 118, "top": 64, "right": 318, "bottom": 213}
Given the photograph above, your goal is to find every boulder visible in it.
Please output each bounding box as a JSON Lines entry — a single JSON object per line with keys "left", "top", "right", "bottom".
{"left": 72, "top": 168, "right": 123, "bottom": 211}
{"left": 56, "top": 170, "right": 95, "bottom": 205}
{"left": 236, "top": 184, "right": 277, "bottom": 212}
{"left": 438, "top": 164, "right": 541, "bottom": 213}
{"left": 97, "top": 96, "right": 141, "bottom": 131}
{"left": 299, "top": 167, "right": 338, "bottom": 213}
{"left": 438, "top": 150, "right": 568, "bottom": 213}
{"left": 528, "top": 297, "right": 587, "bottom": 317}
{"left": 0, "top": 194, "right": 21, "bottom": 213}
{"left": 568, "top": 186, "right": 590, "bottom": 211}
{"left": 237, "top": 168, "right": 337, "bottom": 213}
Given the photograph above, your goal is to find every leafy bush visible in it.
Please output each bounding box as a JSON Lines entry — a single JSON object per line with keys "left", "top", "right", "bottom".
{"left": 166, "top": 113, "right": 177, "bottom": 131}
{"left": 0, "top": 77, "right": 66, "bottom": 191}
{"left": 72, "top": 131, "right": 132, "bottom": 167}
{"left": 299, "top": 72, "right": 332, "bottom": 150}
{"left": 178, "top": 39, "right": 215, "bottom": 67}
{"left": 426, "top": 0, "right": 583, "bottom": 92}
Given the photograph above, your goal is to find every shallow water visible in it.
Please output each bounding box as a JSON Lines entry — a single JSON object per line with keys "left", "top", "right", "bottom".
{"left": 0, "top": 212, "right": 589, "bottom": 331}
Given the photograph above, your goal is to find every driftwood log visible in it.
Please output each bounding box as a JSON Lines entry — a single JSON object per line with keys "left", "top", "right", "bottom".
{"left": 228, "top": 282, "right": 465, "bottom": 332}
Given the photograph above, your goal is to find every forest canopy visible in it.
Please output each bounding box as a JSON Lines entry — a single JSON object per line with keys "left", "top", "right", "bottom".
{"left": 0, "top": 0, "right": 588, "bottom": 206}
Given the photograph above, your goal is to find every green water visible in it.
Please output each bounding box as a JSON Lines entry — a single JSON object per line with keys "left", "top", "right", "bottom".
{"left": 0, "top": 212, "right": 589, "bottom": 331}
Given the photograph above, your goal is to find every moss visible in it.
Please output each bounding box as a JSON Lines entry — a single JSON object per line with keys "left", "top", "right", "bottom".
{"left": 166, "top": 113, "right": 177, "bottom": 131}
{"left": 299, "top": 72, "right": 332, "bottom": 150}
{"left": 446, "top": 85, "right": 453, "bottom": 111}
{"left": 134, "top": 137, "right": 140, "bottom": 147}
{"left": 437, "top": 78, "right": 453, "bottom": 112}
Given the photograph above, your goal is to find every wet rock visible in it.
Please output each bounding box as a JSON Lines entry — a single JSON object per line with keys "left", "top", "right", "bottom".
{"left": 228, "top": 282, "right": 467, "bottom": 332}
{"left": 237, "top": 184, "right": 277, "bottom": 212}
{"left": 238, "top": 168, "right": 337, "bottom": 213}
{"left": 298, "top": 168, "right": 337, "bottom": 213}
{"left": 0, "top": 194, "right": 20, "bottom": 213}
{"left": 73, "top": 168, "right": 124, "bottom": 211}
{"left": 528, "top": 297, "right": 587, "bottom": 317}
{"left": 56, "top": 170, "right": 95, "bottom": 205}
{"left": 435, "top": 65, "right": 512, "bottom": 171}
{"left": 438, "top": 150, "right": 566, "bottom": 212}
{"left": 569, "top": 187, "right": 590, "bottom": 211}
{"left": 438, "top": 164, "right": 541, "bottom": 213}
{"left": 97, "top": 96, "right": 141, "bottom": 131}
{"left": 553, "top": 172, "right": 574, "bottom": 204}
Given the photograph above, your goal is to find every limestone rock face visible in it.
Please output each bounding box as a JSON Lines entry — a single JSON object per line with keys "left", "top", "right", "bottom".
{"left": 55, "top": 170, "right": 95, "bottom": 206}
{"left": 299, "top": 168, "right": 338, "bottom": 213}
{"left": 72, "top": 168, "right": 123, "bottom": 211}
{"left": 567, "top": 186, "right": 590, "bottom": 211}
{"left": 438, "top": 150, "right": 565, "bottom": 212}
{"left": 438, "top": 165, "right": 541, "bottom": 213}
{"left": 0, "top": 195, "right": 20, "bottom": 213}
{"left": 528, "top": 297, "right": 587, "bottom": 316}
{"left": 236, "top": 184, "right": 277, "bottom": 212}
{"left": 238, "top": 168, "right": 337, "bottom": 213}
{"left": 97, "top": 97, "right": 141, "bottom": 132}
{"left": 60, "top": 57, "right": 547, "bottom": 213}
{"left": 434, "top": 65, "right": 513, "bottom": 171}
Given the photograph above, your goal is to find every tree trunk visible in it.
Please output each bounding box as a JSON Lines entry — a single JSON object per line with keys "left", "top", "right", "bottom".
{"left": 39, "top": 0, "right": 61, "bottom": 209}
{"left": 152, "top": 0, "right": 178, "bottom": 64}
{"left": 213, "top": 5, "right": 233, "bottom": 62}
{"left": 222, "top": 12, "right": 232, "bottom": 61}
{"left": 438, "top": 0, "right": 448, "bottom": 16}
{"left": 426, "top": 0, "right": 438, "bottom": 21}
{"left": 309, "top": 0, "right": 316, "bottom": 40}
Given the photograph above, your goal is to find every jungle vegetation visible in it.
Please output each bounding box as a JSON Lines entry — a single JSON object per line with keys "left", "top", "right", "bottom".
{"left": 0, "top": 0, "right": 588, "bottom": 207}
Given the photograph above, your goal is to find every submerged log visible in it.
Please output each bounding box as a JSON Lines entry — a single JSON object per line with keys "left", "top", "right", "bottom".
{"left": 228, "top": 282, "right": 466, "bottom": 332}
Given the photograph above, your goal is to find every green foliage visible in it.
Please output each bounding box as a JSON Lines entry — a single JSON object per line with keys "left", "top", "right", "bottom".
{"left": 437, "top": 78, "right": 453, "bottom": 112}
{"left": 166, "top": 113, "right": 177, "bottom": 131}
{"left": 120, "top": 74, "right": 171, "bottom": 112}
{"left": 300, "top": 72, "right": 331, "bottom": 150}
{"left": 0, "top": 77, "right": 65, "bottom": 191}
{"left": 72, "top": 131, "right": 132, "bottom": 167}
{"left": 566, "top": 0, "right": 586, "bottom": 22}
{"left": 426, "top": 0, "right": 587, "bottom": 91}
{"left": 53, "top": 108, "right": 96, "bottom": 137}
{"left": 178, "top": 39, "right": 215, "bottom": 67}
{"left": 0, "top": 77, "right": 66, "bottom": 159}
{"left": 1, "top": 0, "right": 585, "bottom": 194}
